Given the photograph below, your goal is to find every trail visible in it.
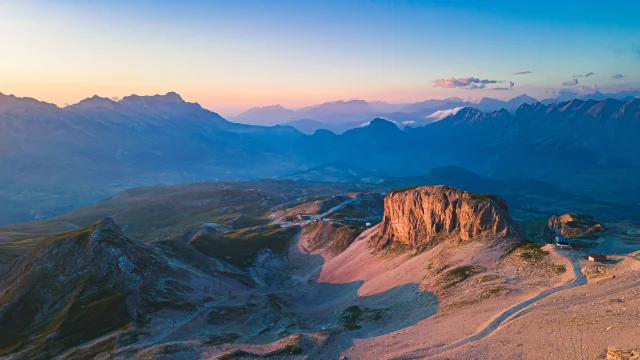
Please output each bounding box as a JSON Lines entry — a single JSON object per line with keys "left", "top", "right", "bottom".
{"left": 277, "top": 197, "right": 358, "bottom": 228}
{"left": 396, "top": 255, "right": 587, "bottom": 359}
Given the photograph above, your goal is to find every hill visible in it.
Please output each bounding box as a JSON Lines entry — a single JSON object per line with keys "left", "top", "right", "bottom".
{"left": 0, "top": 218, "right": 249, "bottom": 358}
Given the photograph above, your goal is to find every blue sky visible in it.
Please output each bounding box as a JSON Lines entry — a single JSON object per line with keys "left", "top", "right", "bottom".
{"left": 1, "top": 0, "right": 639, "bottom": 115}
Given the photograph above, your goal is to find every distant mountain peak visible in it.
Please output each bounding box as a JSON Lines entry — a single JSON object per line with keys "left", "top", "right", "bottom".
{"left": 367, "top": 118, "right": 399, "bottom": 130}
{"left": 70, "top": 95, "right": 119, "bottom": 109}
{"left": 266, "top": 104, "right": 287, "bottom": 109}
{"left": 234, "top": 104, "right": 296, "bottom": 125}
{"left": 508, "top": 94, "right": 538, "bottom": 102}
{"left": 333, "top": 99, "right": 369, "bottom": 105}
{"left": 121, "top": 91, "right": 186, "bottom": 105}
{"left": 0, "top": 92, "right": 59, "bottom": 110}
{"left": 163, "top": 91, "right": 184, "bottom": 102}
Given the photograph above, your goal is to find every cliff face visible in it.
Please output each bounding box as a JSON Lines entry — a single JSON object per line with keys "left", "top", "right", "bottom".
{"left": 373, "top": 185, "right": 524, "bottom": 249}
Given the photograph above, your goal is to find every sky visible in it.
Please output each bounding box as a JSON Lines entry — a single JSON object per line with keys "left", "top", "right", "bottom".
{"left": 1, "top": 0, "right": 639, "bottom": 116}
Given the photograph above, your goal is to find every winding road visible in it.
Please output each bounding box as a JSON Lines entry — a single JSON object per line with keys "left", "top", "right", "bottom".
{"left": 278, "top": 197, "right": 359, "bottom": 228}
{"left": 395, "top": 254, "right": 587, "bottom": 359}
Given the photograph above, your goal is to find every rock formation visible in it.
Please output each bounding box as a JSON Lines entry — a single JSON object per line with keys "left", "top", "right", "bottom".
{"left": 607, "top": 347, "right": 640, "bottom": 360}
{"left": 372, "top": 185, "right": 524, "bottom": 249}
{"left": 548, "top": 213, "right": 606, "bottom": 238}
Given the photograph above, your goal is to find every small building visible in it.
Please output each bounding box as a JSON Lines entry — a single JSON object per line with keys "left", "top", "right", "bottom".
{"left": 587, "top": 254, "right": 607, "bottom": 262}
{"left": 365, "top": 222, "right": 372, "bottom": 227}
{"left": 555, "top": 235, "right": 571, "bottom": 249}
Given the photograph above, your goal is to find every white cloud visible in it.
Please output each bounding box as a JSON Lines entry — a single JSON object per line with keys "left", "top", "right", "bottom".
{"left": 402, "top": 120, "right": 416, "bottom": 125}
{"left": 426, "top": 107, "right": 464, "bottom": 122}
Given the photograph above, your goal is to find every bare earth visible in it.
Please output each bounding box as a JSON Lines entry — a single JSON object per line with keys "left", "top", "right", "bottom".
{"left": 307, "top": 226, "right": 640, "bottom": 359}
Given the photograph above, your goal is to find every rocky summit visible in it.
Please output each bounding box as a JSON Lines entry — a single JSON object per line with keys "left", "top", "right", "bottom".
{"left": 372, "top": 185, "right": 524, "bottom": 249}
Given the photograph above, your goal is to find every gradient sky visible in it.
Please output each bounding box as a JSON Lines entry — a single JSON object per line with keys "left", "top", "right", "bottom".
{"left": 1, "top": 0, "right": 639, "bottom": 116}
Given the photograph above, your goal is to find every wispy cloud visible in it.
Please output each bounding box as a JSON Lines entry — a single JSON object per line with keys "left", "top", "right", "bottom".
{"left": 433, "top": 76, "right": 513, "bottom": 90}
{"left": 426, "top": 107, "right": 464, "bottom": 121}
{"left": 552, "top": 84, "right": 599, "bottom": 98}
{"left": 513, "top": 71, "right": 532, "bottom": 75}
{"left": 402, "top": 120, "right": 416, "bottom": 125}
{"left": 612, "top": 74, "right": 625, "bottom": 80}
{"left": 492, "top": 81, "right": 515, "bottom": 91}
{"left": 562, "top": 79, "right": 579, "bottom": 87}
{"left": 573, "top": 72, "right": 595, "bottom": 78}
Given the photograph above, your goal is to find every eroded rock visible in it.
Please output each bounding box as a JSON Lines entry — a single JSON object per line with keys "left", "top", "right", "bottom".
{"left": 372, "top": 185, "right": 524, "bottom": 249}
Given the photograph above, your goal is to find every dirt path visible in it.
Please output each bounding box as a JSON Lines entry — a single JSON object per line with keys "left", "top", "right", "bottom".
{"left": 278, "top": 197, "right": 358, "bottom": 228}
{"left": 395, "top": 255, "right": 587, "bottom": 359}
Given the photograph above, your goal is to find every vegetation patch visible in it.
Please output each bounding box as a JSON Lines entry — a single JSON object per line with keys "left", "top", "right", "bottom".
{"left": 338, "top": 305, "right": 384, "bottom": 331}
{"left": 468, "top": 193, "right": 501, "bottom": 201}
{"left": 435, "top": 264, "right": 451, "bottom": 274}
{"left": 553, "top": 265, "right": 567, "bottom": 274}
{"left": 479, "top": 274, "right": 503, "bottom": 283}
{"left": 189, "top": 225, "right": 299, "bottom": 266}
{"left": 505, "top": 242, "right": 549, "bottom": 263}
{"left": 480, "top": 286, "right": 511, "bottom": 299}
{"left": 55, "top": 290, "right": 131, "bottom": 350}
{"left": 391, "top": 186, "right": 419, "bottom": 194}
{"left": 443, "top": 265, "right": 485, "bottom": 288}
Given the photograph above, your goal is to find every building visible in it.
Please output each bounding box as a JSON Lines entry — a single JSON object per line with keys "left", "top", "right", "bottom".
{"left": 555, "top": 235, "right": 571, "bottom": 249}
{"left": 587, "top": 254, "right": 607, "bottom": 262}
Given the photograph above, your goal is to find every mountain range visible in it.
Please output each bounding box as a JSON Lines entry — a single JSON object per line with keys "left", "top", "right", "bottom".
{"left": 232, "top": 91, "right": 639, "bottom": 133}
{"left": 1, "top": 91, "right": 640, "bottom": 225}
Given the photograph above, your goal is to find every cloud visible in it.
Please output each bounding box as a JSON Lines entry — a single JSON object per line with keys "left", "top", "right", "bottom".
{"left": 402, "top": 120, "right": 416, "bottom": 125}
{"left": 552, "top": 83, "right": 599, "bottom": 99}
{"left": 513, "top": 71, "right": 532, "bottom": 75}
{"left": 612, "top": 74, "right": 625, "bottom": 79}
{"left": 426, "top": 107, "right": 464, "bottom": 122}
{"left": 562, "top": 79, "right": 579, "bottom": 86}
{"left": 433, "top": 76, "right": 517, "bottom": 90}
{"left": 573, "top": 72, "right": 595, "bottom": 78}
{"left": 492, "top": 81, "right": 515, "bottom": 90}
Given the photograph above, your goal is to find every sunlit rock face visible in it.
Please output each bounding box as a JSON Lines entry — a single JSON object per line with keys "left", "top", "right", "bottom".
{"left": 373, "top": 185, "right": 524, "bottom": 249}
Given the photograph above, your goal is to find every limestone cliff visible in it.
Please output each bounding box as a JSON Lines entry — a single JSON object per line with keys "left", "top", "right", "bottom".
{"left": 372, "top": 185, "right": 524, "bottom": 249}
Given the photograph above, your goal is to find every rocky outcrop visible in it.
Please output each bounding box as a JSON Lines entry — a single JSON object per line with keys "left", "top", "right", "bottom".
{"left": 372, "top": 185, "right": 524, "bottom": 249}
{"left": 0, "top": 218, "right": 236, "bottom": 358}
{"left": 548, "top": 213, "right": 605, "bottom": 238}
{"left": 607, "top": 347, "right": 640, "bottom": 360}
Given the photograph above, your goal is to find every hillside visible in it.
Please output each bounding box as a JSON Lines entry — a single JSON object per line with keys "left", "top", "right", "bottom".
{"left": 0, "top": 218, "right": 250, "bottom": 358}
